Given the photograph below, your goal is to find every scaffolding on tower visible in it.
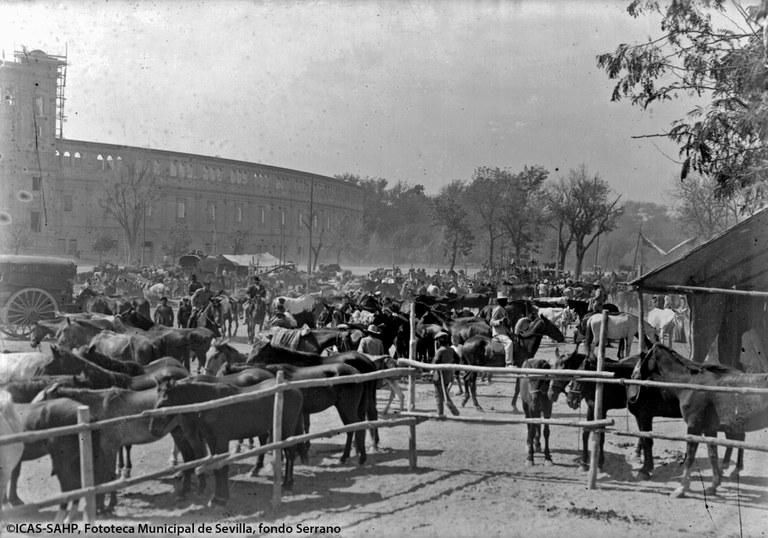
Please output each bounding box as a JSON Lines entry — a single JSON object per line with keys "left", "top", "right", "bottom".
{"left": 56, "top": 45, "right": 68, "bottom": 139}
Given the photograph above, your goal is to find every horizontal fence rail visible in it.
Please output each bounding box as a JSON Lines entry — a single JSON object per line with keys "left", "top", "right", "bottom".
{"left": 609, "top": 430, "right": 768, "bottom": 454}
{"left": 0, "top": 368, "right": 415, "bottom": 448}
{"left": 402, "top": 411, "right": 614, "bottom": 430}
{"left": 396, "top": 358, "right": 615, "bottom": 378}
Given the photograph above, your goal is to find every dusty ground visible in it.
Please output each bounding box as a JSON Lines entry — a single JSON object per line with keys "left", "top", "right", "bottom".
{"left": 4, "top": 329, "right": 768, "bottom": 538}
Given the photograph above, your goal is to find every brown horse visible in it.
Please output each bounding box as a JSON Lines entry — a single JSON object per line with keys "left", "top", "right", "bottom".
{"left": 519, "top": 358, "right": 554, "bottom": 466}
{"left": 148, "top": 378, "right": 304, "bottom": 506}
{"left": 631, "top": 344, "right": 766, "bottom": 498}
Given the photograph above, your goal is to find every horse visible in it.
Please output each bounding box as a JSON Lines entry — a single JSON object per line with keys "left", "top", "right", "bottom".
{"left": 274, "top": 294, "right": 321, "bottom": 315}
{"left": 646, "top": 307, "right": 677, "bottom": 347}
{"left": 149, "top": 378, "right": 304, "bottom": 506}
{"left": 455, "top": 315, "right": 565, "bottom": 411}
{"left": 583, "top": 312, "right": 656, "bottom": 358}
{"left": 631, "top": 344, "right": 765, "bottom": 497}
{"left": 33, "top": 384, "right": 201, "bottom": 512}
{"left": 187, "top": 300, "right": 222, "bottom": 338}
{"left": 519, "top": 358, "right": 554, "bottom": 466}
{"left": 0, "top": 352, "right": 52, "bottom": 384}
{"left": 87, "top": 330, "right": 156, "bottom": 365}
{"left": 243, "top": 297, "right": 268, "bottom": 343}
{"left": 8, "top": 397, "right": 101, "bottom": 520}
{"left": 0, "top": 390, "right": 23, "bottom": 510}
{"left": 246, "top": 342, "right": 381, "bottom": 450}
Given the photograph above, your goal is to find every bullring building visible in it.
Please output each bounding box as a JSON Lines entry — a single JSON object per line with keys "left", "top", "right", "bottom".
{"left": 0, "top": 49, "right": 363, "bottom": 265}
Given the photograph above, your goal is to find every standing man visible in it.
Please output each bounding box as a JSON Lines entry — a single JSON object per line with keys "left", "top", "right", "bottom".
{"left": 188, "top": 280, "right": 214, "bottom": 328}
{"left": 153, "top": 297, "right": 174, "bottom": 327}
{"left": 432, "top": 332, "right": 459, "bottom": 416}
{"left": 490, "top": 291, "right": 515, "bottom": 368}
{"left": 358, "top": 324, "right": 386, "bottom": 355}
{"left": 177, "top": 297, "right": 192, "bottom": 329}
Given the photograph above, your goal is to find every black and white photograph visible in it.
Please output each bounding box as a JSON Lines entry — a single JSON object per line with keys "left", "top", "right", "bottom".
{"left": 1, "top": 1, "right": 767, "bottom": 536}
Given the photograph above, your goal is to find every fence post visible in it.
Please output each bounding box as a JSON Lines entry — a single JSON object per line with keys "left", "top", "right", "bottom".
{"left": 587, "top": 309, "right": 608, "bottom": 489}
{"left": 272, "top": 370, "right": 285, "bottom": 508}
{"left": 637, "top": 289, "right": 646, "bottom": 352}
{"left": 77, "top": 406, "right": 96, "bottom": 522}
{"left": 407, "top": 301, "right": 417, "bottom": 469}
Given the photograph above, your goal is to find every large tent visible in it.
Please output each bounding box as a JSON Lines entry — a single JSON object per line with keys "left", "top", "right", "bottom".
{"left": 631, "top": 207, "right": 768, "bottom": 368}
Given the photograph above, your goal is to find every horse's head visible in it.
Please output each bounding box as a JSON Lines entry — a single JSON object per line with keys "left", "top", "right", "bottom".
{"left": 31, "top": 381, "right": 64, "bottom": 403}
{"left": 148, "top": 377, "right": 181, "bottom": 438}
{"left": 627, "top": 345, "right": 658, "bottom": 402}
{"left": 204, "top": 340, "right": 239, "bottom": 376}
{"left": 534, "top": 314, "right": 565, "bottom": 343}
{"left": 548, "top": 347, "right": 586, "bottom": 403}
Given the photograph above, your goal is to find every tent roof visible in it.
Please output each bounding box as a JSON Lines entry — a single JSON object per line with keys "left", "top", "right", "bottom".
{"left": 632, "top": 207, "right": 768, "bottom": 293}
{"left": 220, "top": 253, "right": 281, "bottom": 267}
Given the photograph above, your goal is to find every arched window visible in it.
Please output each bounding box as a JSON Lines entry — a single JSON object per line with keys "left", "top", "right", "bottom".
{"left": 106, "top": 155, "right": 114, "bottom": 170}
{"left": 63, "top": 151, "right": 71, "bottom": 167}
{"left": 73, "top": 152, "right": 81, "bottom": 167}
{"left": 97, "top": 154, "right": 104, "bottom": 170}
{"left": 170, "top": 161, "right": 177, "bottom": 177}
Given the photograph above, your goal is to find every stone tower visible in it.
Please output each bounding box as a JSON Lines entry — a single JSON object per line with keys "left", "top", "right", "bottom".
{"left": 0, "top": 49, "right": 65, "bottom": 253}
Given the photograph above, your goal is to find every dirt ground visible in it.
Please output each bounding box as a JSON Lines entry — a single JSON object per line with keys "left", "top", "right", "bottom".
{"left": 4, "top": 330, "right": 768, "bottom": 538}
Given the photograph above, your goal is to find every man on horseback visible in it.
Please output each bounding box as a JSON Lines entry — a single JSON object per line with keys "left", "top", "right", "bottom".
{"left": 187, "top": 280, "right": 214, "bottom": 328}
{"left": 269, "top": 303, "right": 297, "bottom": 329}
{"left": 490, "top": 291, "right": 515, "bottom": 368}
{"left": 188, "top": 274, "right": 203, "bottom": 296}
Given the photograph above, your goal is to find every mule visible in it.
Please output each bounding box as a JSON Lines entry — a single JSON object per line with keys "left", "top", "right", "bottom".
{"left": 243, "top": 297, "right": 268, "bottom": 343}
{"left": 520, "top": 358, "right": 554, "bottom": 466}
{"left": 631, "top": 344, "right": 764, "bottom": 497}
{"left": 148, "top": 378, "right": 304, "bottom": 506}
{"left": 88, "top": 331, "right": 155, "bottom": 365}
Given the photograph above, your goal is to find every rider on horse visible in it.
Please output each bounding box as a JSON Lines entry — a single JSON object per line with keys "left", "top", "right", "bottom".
{"left": 187, "top": 280, "right": 214, "bottom": 328}
{"left": 490, "top": 291, "right": 515, "bottom": 368}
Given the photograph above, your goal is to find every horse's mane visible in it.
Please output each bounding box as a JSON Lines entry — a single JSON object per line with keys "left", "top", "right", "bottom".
{"left": 651, "top": 343, "right": 735, "bottom": 375}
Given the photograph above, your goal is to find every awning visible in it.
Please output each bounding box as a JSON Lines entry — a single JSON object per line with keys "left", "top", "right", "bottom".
{"left": 631, "top": 207, "right": 768, "bottom": 294}
{"left": 221, "top": 253, "right": 281, "bottom": 267}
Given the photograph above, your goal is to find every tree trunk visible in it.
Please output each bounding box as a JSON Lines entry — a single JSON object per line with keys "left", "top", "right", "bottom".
{"left": 487, "top": 225, "right": 495, "bottom": 271}
{"left": 574, "top": 241, "right": 586, "bottom": 279}
{"left": 449, "top": 237, "right": 458, "bottom": 272}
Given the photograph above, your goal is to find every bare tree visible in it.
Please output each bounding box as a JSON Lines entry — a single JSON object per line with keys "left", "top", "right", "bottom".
{"left": 432, "top": 181, "right": 474, "bottom": 271}
{"left": 92, "top": 234, "right": 118, "bottom": 264}
{"left": 162, "top": 223, "right": 191, "bottom": 261}
{"left": 500, "top": 165, "right": 549, "bottom": 263}
{"left": 547, "top": 166, "right": 623, "bottom": 278}
{"left": 99, "top": 160, "right": 157, "bottom": 264}
{"left": 4, "top": 224, "right": 32, "bottom": 255}
{"left": 465, "top": 167, "right": 510, "bottom": 271}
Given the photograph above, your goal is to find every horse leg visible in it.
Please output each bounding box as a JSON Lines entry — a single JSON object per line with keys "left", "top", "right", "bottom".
{"left": 123, "top": 446, "right": 132, "bottom": 478}
{"left": 543, "top": 412, "right": 553, "bottom": 465}
{"left": 705, "top": 439, "right": 721, "bottom": 495}
{"left": 250, "top": 434, "right": 269, "bottom": 477}
{"left": 580, "top": 407, "right": 594, "bottom": 471}
{"left": 117, "top": 447, "right": 125, "bottom": 478}
{"left": 510, "top": 378, "right": 520, "bottom": 413}
{"left": 671, "top": 438, "right": 699, "bottom": 498}
{"left": 636, "top": 416, "right": 654, "bottom": 480}
{"left": 6, "top": 461, "right": 23, "bottom": 505}
{"left": 461, "top": 372, "right": 472, "bottom": 408}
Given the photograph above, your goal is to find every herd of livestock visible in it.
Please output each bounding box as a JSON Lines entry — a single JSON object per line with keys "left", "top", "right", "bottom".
{"left": 1, "top": 284, "right": 768, "bottom": 520}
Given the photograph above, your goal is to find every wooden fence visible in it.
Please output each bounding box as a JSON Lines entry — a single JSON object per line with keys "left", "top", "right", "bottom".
{"left": 0, "top": 367, "right": 423, "bottom": 520}
{"left": 4, "top": 303, "right": 768, "bottom": 518}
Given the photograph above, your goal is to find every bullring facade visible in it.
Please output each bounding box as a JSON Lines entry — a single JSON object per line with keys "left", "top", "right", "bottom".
{"left": 0, "top": 49, "right": 363, "bottom": 265}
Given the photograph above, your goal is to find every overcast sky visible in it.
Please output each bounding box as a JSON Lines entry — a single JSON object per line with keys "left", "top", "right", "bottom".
{"left": 1, "top": 0, "right": 701, "bottom": 203}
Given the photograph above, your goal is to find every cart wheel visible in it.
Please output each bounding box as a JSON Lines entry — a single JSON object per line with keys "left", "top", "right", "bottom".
{"left": 1, "top": 288, "right": 58, "bottom": 338}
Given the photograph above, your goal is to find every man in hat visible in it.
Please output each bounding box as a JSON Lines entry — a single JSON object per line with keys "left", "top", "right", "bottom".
{"left": 269, "top": 302, "right": 297, "bottom": 329}
{"left": 177, "top": 297, "right": 192, "bottom": 328}
{"left": 188, "top": 274, "right": 203, "bottom": 296}
{"left": 358, "top": 324, "right": 386, "bottom": 355}
{"left": 490, "top": 291, "right": 515, "bottom": 368}
{"left": 188, "top": 280, "right": 214, "bottom": 328}
{"left": 432, "top": 332, "right": 459, "bottom": 416}
{"left": 153, "top": 296, "right": 174, "bottom": 327}
{"left": 247, "top": 275, "right": 266, "bottom": 301}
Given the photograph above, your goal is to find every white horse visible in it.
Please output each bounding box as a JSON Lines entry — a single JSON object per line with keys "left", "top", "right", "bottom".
{"left": 0, "top": 390, "right": 23, "bottom": 508}
{"left": 584, "top": 313, "right": 657, "bottom": 358}
{"left": 536, "top": 307, "right": 569, "bottom": 336}
{"left": 646, "top": 307, "right": 677, "bottom": 347}
{"left": 273, "top": 293, "right": 321, "bottom": 315}
{"left": 0, "top": 353, "right": 52, "bottom": 384}
{"left": 143, "top": 282, "right": 169, "bottom": 305}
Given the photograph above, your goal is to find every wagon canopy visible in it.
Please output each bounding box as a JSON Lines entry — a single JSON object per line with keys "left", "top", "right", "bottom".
{"left": 221, "top": 253, "right": 281, "bottom": 268}
{"left": 631, "top": 207, "right": 768, "bottom": 367}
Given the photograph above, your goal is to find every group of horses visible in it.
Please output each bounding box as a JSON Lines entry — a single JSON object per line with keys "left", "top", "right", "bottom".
{"left": 2, "top": 285, "right": 766, "bottom": 522}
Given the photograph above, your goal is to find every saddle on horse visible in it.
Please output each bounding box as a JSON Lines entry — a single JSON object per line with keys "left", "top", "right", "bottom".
{"left": 270, "top": 326, "right": 311, "bottom": 351}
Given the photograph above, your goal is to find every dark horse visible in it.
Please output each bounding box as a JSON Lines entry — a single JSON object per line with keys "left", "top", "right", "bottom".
{"left": 520, "top": 357, "right": 554, "bottom": 466}
{"left": 631, "top": 344, "right": 763, "bottom": 497}
{"left": 246, "top": 341, "right": 381, "bottom": 456}
{"left": 455, "top": 315, "right": 565, "bottom": 411}
{"left": 149, "top": 378, "right": 304, "bottom": 506}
